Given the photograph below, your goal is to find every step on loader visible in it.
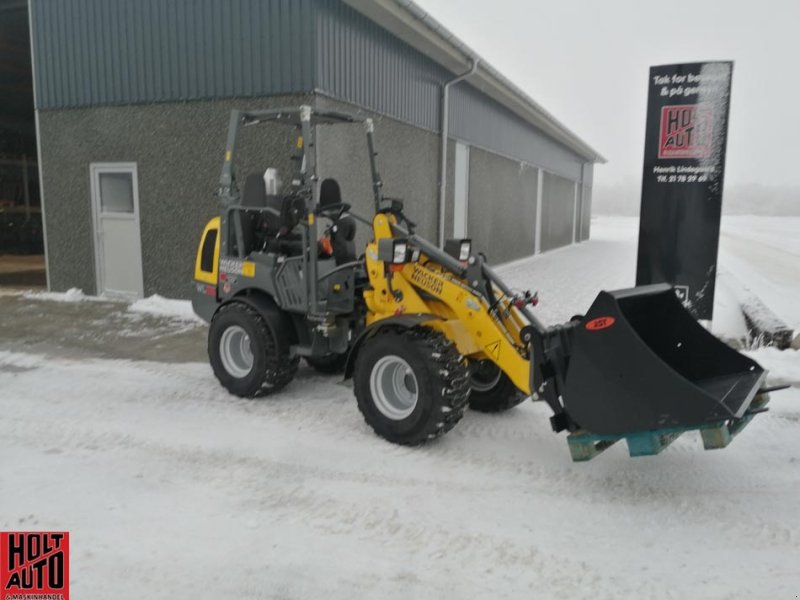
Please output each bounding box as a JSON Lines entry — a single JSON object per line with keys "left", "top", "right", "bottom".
{"left": 191, "top": 106, "right": 779, "bottom": 461}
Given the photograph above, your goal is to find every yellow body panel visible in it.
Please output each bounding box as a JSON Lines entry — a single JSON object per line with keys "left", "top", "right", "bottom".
{"left": 241, "top": 261, "right": 256, "bottom": 278}
{"left": 366, "top": 214, "right": 532, "bottom": 395}
{"left": 194, "top": 217, "right": 221, "bottom": 285}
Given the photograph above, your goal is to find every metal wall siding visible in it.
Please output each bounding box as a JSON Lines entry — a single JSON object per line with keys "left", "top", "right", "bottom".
{"left": 449, "top": 84, "right": 584, "bottom": 181}
{"left": 314, "top": 0, "right": 448, "bottom": 132}
{"left": 31, "top": 0, "right": 317, "bottom": 109}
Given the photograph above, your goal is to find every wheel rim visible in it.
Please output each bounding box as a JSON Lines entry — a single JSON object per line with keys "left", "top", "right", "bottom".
{"left": 219, "top": 325, "right": 254, "bottom": 378}
{"left": 369, "top": 355, "right": 419, "bottom": 420}
{"left": 470, "top": 360, "right": 502, "bottom": 393}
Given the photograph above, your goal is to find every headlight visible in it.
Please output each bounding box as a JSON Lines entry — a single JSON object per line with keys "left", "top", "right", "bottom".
{"left": 377, "top": 238, "right": 410, "bottom": 264}
{"left": 459, "top": 240, "right": 471, "bottom": 261}
{"left": 444, "top": 238, "right": 472, "bottom": 262}
{"left": 393, "top": 242, "right": 408, "bottom": 263}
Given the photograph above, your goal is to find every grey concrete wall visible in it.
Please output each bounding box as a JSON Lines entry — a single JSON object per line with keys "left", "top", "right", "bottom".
{"left": 467, "top": 147, "right": 537, "bottom": 264}
{"left": 38, "top": 90, "right": 583, "bottom": 298}
{"left": 540, "top": 172, "right": 576, "bottom": 252}
{"left": 38, "top": 93, "right": 312, "bottom": 297}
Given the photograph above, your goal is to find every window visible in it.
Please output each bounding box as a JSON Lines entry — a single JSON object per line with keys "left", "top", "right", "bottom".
{"left": 200, "top": 229, "right": 218, "bottom": 273}
{"left": 98, "top": 172, "right": 135, "bottom": 213}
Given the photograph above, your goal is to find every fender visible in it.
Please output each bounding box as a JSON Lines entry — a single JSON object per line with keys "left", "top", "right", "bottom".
{"left": 343, "top": 314, "right": 439, "bottom": 379}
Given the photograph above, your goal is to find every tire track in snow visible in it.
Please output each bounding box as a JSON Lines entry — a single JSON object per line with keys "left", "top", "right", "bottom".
{"left": 3, "top": 355, "right": 798, "bottom": 557}
{"left": 3, "top": 349, "right": 799, "bottom": 599}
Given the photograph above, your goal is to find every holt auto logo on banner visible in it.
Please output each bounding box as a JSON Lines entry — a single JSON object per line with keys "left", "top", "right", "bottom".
{"left": 636, "top": 61, "right": 733, "bottom": 321}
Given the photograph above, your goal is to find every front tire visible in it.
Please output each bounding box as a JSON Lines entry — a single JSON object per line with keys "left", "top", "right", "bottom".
{"left": 354, "top": 327, "right": 470, "bottom": 445}
{"left": 467, "top": 360, "right": 526, "bottom": 413}
{"left": 209, "top": 302, "right": 299, "bottom": 397}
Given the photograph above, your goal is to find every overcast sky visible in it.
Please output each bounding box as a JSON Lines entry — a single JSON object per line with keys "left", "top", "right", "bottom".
{"left": 414, "top": 0, "right": 800, "bottom": 190}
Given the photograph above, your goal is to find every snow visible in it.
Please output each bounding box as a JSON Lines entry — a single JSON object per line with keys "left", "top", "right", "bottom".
{"left": 746, "top": 347, "right": 800, "bottom": 386}
{"left": 496, "top": 216, "right": 800, "bottom": 343}
{"left": 718, "top": 216, "right": 800, "bottom": 333}
{"left": 21, "top": 288, "right": 202, "bottom": 324}
{"left": 1, "top": 349, "right": 798, "bottom": 599}
{"left": 23, "top": 287, "right": 97, "bottom": 303}
{"left": 20, "top": 288, "right": 201, "bottom": 324}
{"left": 497, "top": 216, "right": 638, "bottom": 324}
{"left": 1, "top": 216, "right": 798, "bottom": 599}
{"left": 128, "top": 294, "right": 203, "bottom": 323}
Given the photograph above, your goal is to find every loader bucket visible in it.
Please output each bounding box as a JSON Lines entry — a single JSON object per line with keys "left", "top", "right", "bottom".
{"left": 562, "top": 283, "right": 766, "bottom": 437}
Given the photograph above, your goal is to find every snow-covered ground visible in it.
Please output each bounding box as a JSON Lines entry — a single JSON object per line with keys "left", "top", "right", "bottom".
{"left": 1, "top": 216, "right": 798, "bottom": 599}
{"left": 499, "top": 215, "right": 800, "bottom": 341}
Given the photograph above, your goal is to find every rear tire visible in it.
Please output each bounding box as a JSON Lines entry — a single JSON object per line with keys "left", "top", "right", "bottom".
{"left": 354, "top": 327, "right": 470, "bottom": 445}
{"left": 209, "top": 302, "right": 299, "bottom": 397}
{"left": 467, "top": 360, "right": 526, "bottom": 413}
{"left": 306, "top": 353, "right": 348, "bottom": 374}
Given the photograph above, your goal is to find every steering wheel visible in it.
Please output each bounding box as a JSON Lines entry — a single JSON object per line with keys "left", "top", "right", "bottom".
{"left": 316, "top": 202, "right": 351, "bottom": 221}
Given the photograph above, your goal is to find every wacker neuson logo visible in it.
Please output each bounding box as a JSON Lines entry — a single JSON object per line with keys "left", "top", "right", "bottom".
{"left": 1, "top": 532, "right": 69, "bottom": 600}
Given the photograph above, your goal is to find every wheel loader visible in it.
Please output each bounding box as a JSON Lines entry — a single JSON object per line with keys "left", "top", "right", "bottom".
{"left": 191, "top": 106, "right": 780, "bottom": 461}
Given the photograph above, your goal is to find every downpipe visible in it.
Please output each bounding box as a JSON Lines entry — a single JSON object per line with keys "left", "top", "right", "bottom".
{"left": 438, "top": 59, "right": 479, "bottom": 247}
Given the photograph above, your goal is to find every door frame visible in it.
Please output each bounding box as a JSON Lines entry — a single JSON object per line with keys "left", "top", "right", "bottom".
{"left": 89, "top": 162, "right": 144, "bottom": 298}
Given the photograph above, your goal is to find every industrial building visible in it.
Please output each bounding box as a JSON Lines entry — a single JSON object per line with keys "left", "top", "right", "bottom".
{"left": 15, "top": 0, "right": 603, "bottom": 298}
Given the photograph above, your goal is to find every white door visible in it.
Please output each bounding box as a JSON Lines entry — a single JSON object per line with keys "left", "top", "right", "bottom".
{"left": 453, "top": 142, "right": 470, "bottom": 238}
{"left": 90, "top": 163, "right": 144, "bottom": 298}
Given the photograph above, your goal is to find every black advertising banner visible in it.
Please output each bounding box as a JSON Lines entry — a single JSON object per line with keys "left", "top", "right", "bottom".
{"left": 636, "top": 61, "right": 733, "bottom": 320}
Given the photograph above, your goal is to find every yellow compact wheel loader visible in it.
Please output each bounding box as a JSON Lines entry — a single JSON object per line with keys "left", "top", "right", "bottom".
{"left": 192, "top": 106, "right": 780, "bottom": 461}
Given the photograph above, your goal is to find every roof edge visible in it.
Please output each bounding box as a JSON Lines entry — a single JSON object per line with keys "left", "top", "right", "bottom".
{"left": 341, "top": 0, "right": 606, "bottom": 164}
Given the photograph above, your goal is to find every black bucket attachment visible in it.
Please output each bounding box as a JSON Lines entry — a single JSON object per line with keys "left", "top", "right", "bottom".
{"left": 562, "top": 284, "right": 767, "bottom": 441}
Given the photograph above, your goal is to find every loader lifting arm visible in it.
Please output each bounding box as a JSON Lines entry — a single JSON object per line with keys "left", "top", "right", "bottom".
{"left": 384, "top": 218, "right": 574, "bottom": 427}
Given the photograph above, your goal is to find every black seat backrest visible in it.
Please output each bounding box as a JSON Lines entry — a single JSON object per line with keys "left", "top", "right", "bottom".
{"left": 320, "top": 178, "right": 342, "bottom": 208}
{"left": 232, "top": 174, "right": 266, "bottom": 256}
{"left": 242, "top": 173, "right": 267, "bottom": 207}
{"left": 331, "top": 216, "right": 357, "bottom": 265}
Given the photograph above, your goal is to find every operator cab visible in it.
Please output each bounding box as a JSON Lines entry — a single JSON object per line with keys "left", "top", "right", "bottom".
{"left": 232, "top": 172, "right": 356, "bottom": 267}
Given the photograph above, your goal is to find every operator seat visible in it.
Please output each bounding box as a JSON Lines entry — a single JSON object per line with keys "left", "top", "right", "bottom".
{"left": 319, "top": 178, "right": 357, "bottom": 265}
{"left": 236, "top": 173, "right": 268, "bottom": 255}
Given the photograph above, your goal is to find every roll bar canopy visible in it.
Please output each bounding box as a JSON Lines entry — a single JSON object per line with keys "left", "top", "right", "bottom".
{"left": 218, "top": 105, "right": 380, "bottom": 210}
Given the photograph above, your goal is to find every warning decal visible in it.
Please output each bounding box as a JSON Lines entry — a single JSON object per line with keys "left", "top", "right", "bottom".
{"left": 485, "top": 340, "right": 501, "bottom": 361}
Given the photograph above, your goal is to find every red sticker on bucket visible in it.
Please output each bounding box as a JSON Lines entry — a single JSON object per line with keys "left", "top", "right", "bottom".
{"left": 585, "top": 316, "right": 616, "bottom": 331}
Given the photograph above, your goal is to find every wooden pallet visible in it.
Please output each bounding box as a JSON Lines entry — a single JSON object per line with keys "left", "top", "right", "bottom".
{"left": 566, "top": 394, "right": 770, "bottom": 462}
